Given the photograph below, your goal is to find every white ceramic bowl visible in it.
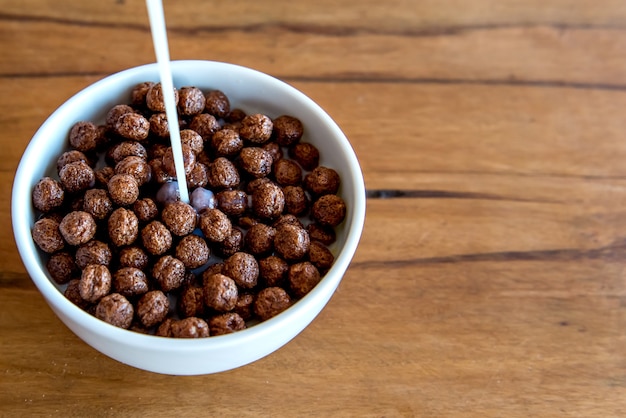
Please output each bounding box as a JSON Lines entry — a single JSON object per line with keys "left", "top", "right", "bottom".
{"left": 12, "top": 60, "right": 365, "bottom": 375}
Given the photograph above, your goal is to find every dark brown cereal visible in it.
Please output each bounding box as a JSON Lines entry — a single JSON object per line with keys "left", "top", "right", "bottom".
{"left": 33, "top": 177, "right": 65, "bottom": 213}
{"left": 215, "top": 189, "right": 248, "bottom": 217}
{"left": 79, "top": 264, "right": 112, "bottom": 303}
{"left": 118, "top": 246, "right": 150, "bottom": 270}
{"left": 155, "top": 318, "right": 174, "bottom": 337}
{"left": 272, "top": 115, "right": 303, "bottom": 147}
{"left": 308, "top": 240, "right": 335, "bottom": 272}
{"left": 216, "top": 227, "right": 244, "bottom": 258}
{"left": 59, "top": 211, "right": 96, "bottom": 247}
{"left": 304, "top": 166, "right": 341, "bottom": 196}
{"left": 106, "top": 104, "right": 134, "bottom": 129}
{"left": 259, "top": 255, "right": 289, "bottom": 287}
{"left": 132, "top": 198, "right": 159, "bottom": 223}
{"left": 244, "top": 223, "right": 276, "bottom": 256}
{"left": 180, "top": 129, "right": 204, "bottom": 155}
{"left": 203, "top": 262, "right": 224, "bottom": 278}
{"left": 240, "top": 114, "right": 273, "bottom": 144}
{"left": 198, "top": 208, "right": 232, "bottom": 243}
{"left": 208, "top": 313, "right": 246, "bottom": 336}
{"left": 170, "top": 317, "right": 210, "bottom": 338}
{"left": 136, "top": 290, "right": 170, "bottom": 327}
{"left": 234, "top": 293, "right": 255, "bottom": 321}
{"left": 273, "top": 159, "right": 302, "bottom": 186}
{"left": 75, "top": 240, "right": 112, "bottom": 270}
{"left": 254, "top": 287, "right": 291, "bottom": 321}
{"left": 113, "top": 267, "right": 149, "bottom": 298}
{"left": 246, "top": 177, "right": 272, "bottom": 195}
{"left": 226, "top": 108, "right": 246, "bottom": 123}
{"left": 288, "top": 261, "right": 321, "bottom": 298}
{"left": 115, "top": 156, "right": 152, "bottom": 186}
{"left": 46, "top": 251, "right": 78, "bottom": 285}
{"left": 262, "top": 141, "right": 283, "bottom": 163}
{"left": 177, "top": 286, "right": 206, "bottom": 318}
{"left": 161, "top": 201, "right": 196, "bottom": 237}
{"left": 149, "top": 113, "right": 170, "bottom": 137}
{"left": 203, "top": 273, "right": 238, "bottom": 312}
{"left": 69, "top": 121, "right": 99, "bottom": 153}
{"left": 189, "top": 113, "right": 220, "bottom": 142}
{"left": 178, "top": 86, "right": 206, "bottom": 116}
{"left": 211, "top": 128, "right": 243, "bottom": 157}
{"left": 162, "top": 145, "right": 196, "bottom": 177}
{"left": 107, "top": 174, "right": 139, "bottom": 206}
{"left": 289, "top": 142, "right": 320, "bottom": 171}
{"left": 311, "top": 194, "right": 347, "bottom": 227}
{"left": 204, "top": 90, "right": 230, "bottom": 118}
{"left": 108, "top": 141, "right": 148, "bottom": 165}
{"left": 251, "top": 181, "right": 285, "bottom": 220}
{"left": 283, "top": 185, "right": 309, "bottom": 216}
{"left": 94, "top": 166, "right": 115, "bottom": 187}
{"left": 59, "top": 161, "right": 95, "bottom": 194}
{"left": 96, "top": 293, "right": 134, "bottom": 329}
{"left": 64, "top": 279, "right": 90, "bottom": 310}
{"left": 57, "top": 150, "right": 91, "bottom": 174}
{"left": 307, "top": 222, "right": 336, "bottom": 245}
{"left": 115, "top": 112, "right": 150, "bottom": 141}
{"left": 146, "top": 83, "right": 179, "bottom": 113}
{"left": 186, "top": 162, "right": 209, "bottom": 189}
{"left": 274, "top": 223, "right": 310, "bottom": 261}
{"left": 239, "top": 147, "right": 273, "bottom": 178}
{"left": 223, "top": 252, "right": 258, "bottom": 289}
{"left": 32, "top": 218, "right": 65, "bottom": 253}
{"left": 238, "top": 216, "right": 259, "bottom": 229}
{"left": 176, "top": 234, "right": 210, "bottom": 269}
{"left": 130, "top": 81, "right": 154, "bottom": 106}
{"left": 148, "top": 158, "right": 171, "bottom": 184}
{"left": 141, "top": 220, "right": 172, "bottom": 255}
{"left": 152, "top": 255, "right": 186, "bottom": 292}
{"left": 68, "top": 194, "right": 86, "bottom": 212}
{"left": 82, "top": 188, "right": 113, "bottom": 220}
{"left": 107, "top": 207, "right": 139, "bottom": 247}
{"left": 207, "top": 157, "right": 240, "bottom": 189}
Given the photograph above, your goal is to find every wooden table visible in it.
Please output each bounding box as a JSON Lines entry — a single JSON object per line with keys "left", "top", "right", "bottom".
{"left": 2, "top": 1, "right": 626, "bottom": 416}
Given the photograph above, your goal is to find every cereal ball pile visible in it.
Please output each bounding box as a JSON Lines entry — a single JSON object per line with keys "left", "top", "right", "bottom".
{"left": 31, "top": 82, "right": 347, "bottom": 338}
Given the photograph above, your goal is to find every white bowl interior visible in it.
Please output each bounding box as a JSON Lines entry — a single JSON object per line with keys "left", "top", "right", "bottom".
{"left": 12, "top": 60, "right": 365, "bottom": 375}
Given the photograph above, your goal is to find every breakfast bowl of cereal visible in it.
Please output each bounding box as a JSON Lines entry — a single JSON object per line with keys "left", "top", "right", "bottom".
{"left": 11, "top": 60, "right": 365, "bottom": 375}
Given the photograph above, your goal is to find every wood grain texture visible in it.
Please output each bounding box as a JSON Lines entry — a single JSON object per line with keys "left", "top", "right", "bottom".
{"left": 2, "top": 0, "right": 626, "bottom": 416}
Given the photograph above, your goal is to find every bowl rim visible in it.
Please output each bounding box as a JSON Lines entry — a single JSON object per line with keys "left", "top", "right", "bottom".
{"left": 11, "top": 60, "right": 366, "bottom": 353}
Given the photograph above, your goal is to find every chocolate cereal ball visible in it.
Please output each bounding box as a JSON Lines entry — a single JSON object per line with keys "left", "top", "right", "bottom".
{"left": 106, "top": 104, "right": 134, "bottom": 129}
{"left": 69, "top": 121, "right": 99, "bottom": 153}
{"left": 133, "top": 198, "right": 159, "bottom": 223}
{"left": 152, "top": 255, "right": 186, "bottom": 292}
{"left": 272, "top": 115, "right": 303, "bottom": 147}
{"left": 208, "top": 313, "right": 246, "bottom": 336}
{"left": 216, "top": 227, "right": 244, "bottom": 258}
{"left": 189, "top": 113, "right": 220, "bottom": 142}
{"left": 82, "top": 188, "right": 113, "bottom": 220}
{"left": 95, "top": 166, "right": 115, "bottom": 188}
{"left": 308, "top": 240, "right": 335, "bottom": 272}
{"left": 273, "top": 159, "right": 302, "bottom": 186}
{"left": 178, "top": 86, "right": 206, "bottom": 116}
{"left": 162, "top": 145, "right": 196, "bottom": 177}
{"left": 311, "top": 194, "right": 347, "bottom": 227}
{"left": 46, "top": 251, "right": 78, "bottom": 285}
{"left": 186, "top": 162, "right": 209, "bottom": 189}
{"left": 146, "top": 83, "right": 179, "bottom": 113}
{"left": 216, "top": 189, "right": 248, "bottom": 217}
{"left": 180, "top": 129, "right": 204, "bottom": 155}
{"left": 108, "top": 141, "right": 148, "bottom": 165}
{"left": 115, "top": 156, "right": 152, "bottom": 186}
{"left": 283, "top": 185, "right": 309, "bottom": 216}
{"left": 198, "top": 208, "right": 232, "bottom": 243}
{"left": 115, "top": 112, "right": 150, "bottom": 141}
{"left": 96, "top": 293, "right": 134, "bottom": 329}
{"left": 234, "top": 293, "right": 255, "bottom": 321}
{"left": 149, "top": 113, "right": 169, "bottom": 137}
{"left": 304, "top": 166, "right": 340, "bottom": 196}
{"left": 108, "top": 207, "right": 139, "bottom": 247}
{"left": 136, "top": 290, "right": 170, "bottom": 328}
{"left": 59, "top": 161, "right": 95, "bottom": 194}
{"left": 118, "top": 246, "right": 150, "bottom": 270}
{"left": 162, "top": 201, "right": 197, "bottom": 236}
{"left": 59, "top": 211, "right": 97, "bottom": 247}
{"left": 176, "top": 234, "right": 210, "bottom": 269}
{"left": 263, "top": 142, "right": 283, "bottom": 163}
{"left": 288, "top": 261, "right": 321, "bottom": 298}
{"left": 56, "top": 150, "right": 91, "bottom": 174}
{"left": 289, "top": 142, "right": 320, "bottom": 171}
{"left": 207, "top": 157, "right": 240, "bottom": 189}
{"left": 107, "top": 174, "right": 139, "bottom": 206}
{"left": 141, "top": 220, "right": 172, "bottom": 255}
{"left": 307, "top": 222, "right": 336, "bottom": 245}
{"left": 223, "top": 252, "right": 258, "bottom": 289}
{"left": 75, "top": 240, "right": 112, "bottom": 269}
{"left": 240, "top": 113, "right": 273, "bottom": 144}
{"left": 204, "top": 90, "right": 230, "bottom": 118}
{"left": 177, "top": 286, "right": 206, "bottom": 318}
{"left": 244, "top": 223, "right": 276, "bottom": 256}
{"left": 239, "top": 147, "right": 273, "bottom": 178}
{"left": 171, "top": 317, "right": 210, "bottom": 338}
{"left": 32, "top": 218, "right": 65, "bottom": 253}
{"left": 252, "top": 181, "right": 285, "bottom": 220}
{"left": 274, "top": 223, "right": 310, "bottom": 261}
{"left": 259, "top": 255, "right": 289, "bottom": 287}
{"left": 79, "top": 264, "right": 112, "bottom": 303}
{"left": 203, "top": 273, "right": 238, "bottom": 312}
{"left": 211, "top": 128, "right": 243, "bottom": 157}
{"left": 33, "top": 177, "right": 64, "bottom": 213}
{"left": 64, "top": 279, "right": 90, "bottom": 310}
{"left": 254, "top": 287, "right": 291, "bottom": 321}
{"left": 113, "top": 267, "right": 149, "bottom": 298}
